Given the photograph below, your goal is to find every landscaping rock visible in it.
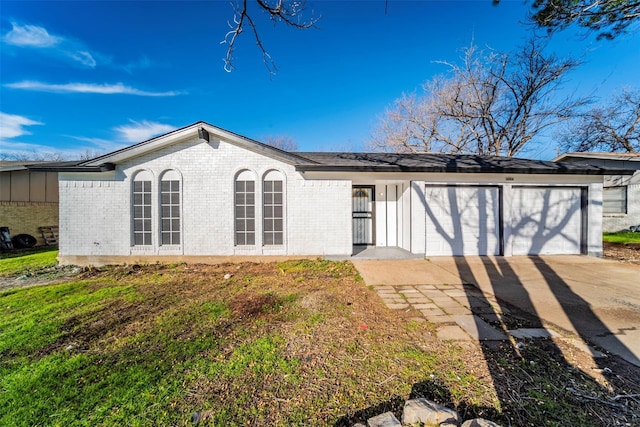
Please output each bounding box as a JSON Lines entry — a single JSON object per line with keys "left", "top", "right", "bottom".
{"left": 367, "top": 411, "right": 402, "bottom": 427}
{"left": 402, "top": 398, "right": 460, "bottom": 426}
{"left": 462, "top": 418, "right": 503, "bottom": 427}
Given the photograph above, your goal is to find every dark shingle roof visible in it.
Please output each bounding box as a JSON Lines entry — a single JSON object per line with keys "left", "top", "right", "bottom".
{"left": 293, "top": 152, "right": 633, "bottom": 175}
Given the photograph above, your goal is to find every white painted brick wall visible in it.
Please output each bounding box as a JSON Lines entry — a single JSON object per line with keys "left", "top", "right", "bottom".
{"left": 603, "top": 182, "right": 640, "bottom": 232}
{"left": 59, "top": 138, "right": 352, "bottom": 257}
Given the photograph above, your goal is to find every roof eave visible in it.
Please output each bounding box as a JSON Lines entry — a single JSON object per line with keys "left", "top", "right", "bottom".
{"left": 27, "top": 163, "right": 116, "bottom": 173}
{"left": 295, "top": 165, "right": 626, "bottom": 175}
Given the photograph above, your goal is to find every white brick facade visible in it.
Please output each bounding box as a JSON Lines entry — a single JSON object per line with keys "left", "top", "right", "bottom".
{"left": 60, "top": 137, "right": 352, "bottom": 259}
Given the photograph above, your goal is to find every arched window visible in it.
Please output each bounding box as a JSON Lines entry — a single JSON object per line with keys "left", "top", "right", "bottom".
{"left": 263, "top": 170, "right": 284, "bottom": 246}
{"left": 160, "top": 170, "right": 181, "bottom": 245}
{"left": 132, "top": 170, "right": 153, "bottom": 246}
{"left": 235, "top": 170, "right": 255, "bottom": 245}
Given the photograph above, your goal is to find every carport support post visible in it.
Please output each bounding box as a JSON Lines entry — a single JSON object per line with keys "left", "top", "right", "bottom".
{"left": 410, "top": 181, "right": 426, "bottom": 255}
{"left": 502, "top": 184, "right": 513, "bottom": 256}
{"left": 587, "top": 182, "right": 603, "bottom": 257}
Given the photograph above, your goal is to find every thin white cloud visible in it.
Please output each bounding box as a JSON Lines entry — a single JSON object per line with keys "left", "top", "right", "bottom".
{"left": 0, "top": 112, "right": 44, "bottom": 139}
{"left": 2, "top": 22, "right": 60, "bottom": 48}
{"left": 66, "top": 135, "right": 128, "bottom": 152}
{"left": 68, "top": 50, "right": 96, "bottom": 68}
{"left": 5, "top": 81, "right": 182, "bottom": 96}
{"left": 114, "top": 120, "right": 176, "bottom": 143}
{"left": 3, "top": 22, "right": 100, "bottom": 68}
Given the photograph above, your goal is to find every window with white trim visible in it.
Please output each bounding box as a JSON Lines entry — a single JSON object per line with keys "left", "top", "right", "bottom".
{"left": 132, "top": 172, "right": 152, "bottom": 246}
{"left": 603, "top": 186, "right": 627, "bottom": 214}
{"left": 160, "top": 171, "right": 181, "bottom": 245}
{"left": 235, "top": 171, "right": 255, "bottom": 245}
{"left": 263, "top": 171, "right": 283, "bottom": 245}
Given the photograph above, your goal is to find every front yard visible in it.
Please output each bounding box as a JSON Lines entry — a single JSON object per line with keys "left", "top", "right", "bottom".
{"left": 1, "top": 251, "right": 639, "bottom": 426}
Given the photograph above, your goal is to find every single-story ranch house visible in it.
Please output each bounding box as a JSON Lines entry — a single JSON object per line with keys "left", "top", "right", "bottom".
{"left": 554, "top": 152, "right": 640, "bottom": 232}
{"left": 34, "top": 122, "right": 633, "bottom": 265}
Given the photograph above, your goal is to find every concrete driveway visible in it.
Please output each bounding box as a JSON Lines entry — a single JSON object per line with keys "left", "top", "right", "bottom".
{"left": 353, "top": 255, "right": 640, "bottom": 366}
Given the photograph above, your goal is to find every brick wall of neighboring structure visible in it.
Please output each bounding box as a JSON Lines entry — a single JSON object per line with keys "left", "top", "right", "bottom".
{"left": 604, "top": 180, "right": 640, "bottom": 232}
{"left": 0, "top": 201, "right": 59, "bottom": 246}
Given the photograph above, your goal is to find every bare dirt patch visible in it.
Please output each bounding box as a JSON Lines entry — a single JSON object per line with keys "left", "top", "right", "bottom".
{"left": 604, "top": 241, "right": 640, "bottom": 264}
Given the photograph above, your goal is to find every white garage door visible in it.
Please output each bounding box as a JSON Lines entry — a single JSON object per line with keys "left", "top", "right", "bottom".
{"left": 425, "top": 186, "right": 500, "bottom": 256}
{"left": 511, "top": 187, "right": 583, "bottom": 255}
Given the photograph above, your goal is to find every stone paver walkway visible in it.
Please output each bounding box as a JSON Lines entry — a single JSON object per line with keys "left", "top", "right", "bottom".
{"left": 374, "top": 283, "right": 509, "bottom": 341}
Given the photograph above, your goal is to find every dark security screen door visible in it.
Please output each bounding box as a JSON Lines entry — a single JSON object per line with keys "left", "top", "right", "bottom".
{"left": 352, "top": 186, "right": 374, "bottom": 245}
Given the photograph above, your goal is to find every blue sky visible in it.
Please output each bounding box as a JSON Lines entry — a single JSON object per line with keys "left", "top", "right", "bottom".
{"left": 1, "top": 1, "right": 638, "bottom": 160}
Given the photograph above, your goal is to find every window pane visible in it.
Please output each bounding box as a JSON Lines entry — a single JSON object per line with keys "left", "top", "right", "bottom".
{"left": 171, "top": 181, "right": 179, "bottom": 191}
{"left": 162, "top": 233, "right": 171, "bottom": 244}
{"left": 172, "top": 219, "right": 180, "bottom": 231}
{"left": 274, "top": 219, "right": 283, "bottom": 232}
{"left": 162, "top": 219, "right": 170, "bottom": 231}
{"left": 134, "top": 206, "right": 142, "bottom": 217}
{"left": 264, "top": 206, "right": 273, "bottom": 218}
{"left": 143, "top": 233, "right": 152, "bottom": 245}
{"left": 246, "top": 219, "right": 255, "bottom": 232}
{"left": 264, "top": 233, "right": 273, "bottom": 245}
{"left": 273, "top": 232, "right": 283, "bottom": 245}
{"left": 144, "top": 207, "right": 151, "bottom": 218}
{"left": 264, "top": 181, "right": 272, "bottom": 192}
{"left": 143, "top": 220, "right": 151, "bottom": 231}
{"left": 274, "top": 206, "right": 283, "bottom": 218}
{"left": 172, "top": 232, "right": 180, "bottom": 244}
{"left": 273, "top": 181, "right": 282, "bottom": 192}
{"left": 236, "top": 233, "right": 245, "bottom": 245}
{"left": 246, "top": 233, "right": 255, "bottom": 245}
{"left": 264, "top": 220, "right": 273, "bottom": 232}
{"left": 143, "top": 194, "right": 151, "bottom": 205}
{"left": 236, "top": 193, "right": 245, "bottom": 204}
{"left": 171, "top": 193, "right": 179, "bottom": 204}
{"left": 235, "top": 206, "right": 245, "bottom": 219}
{"left": 246, "top": 181, "right": 254, "bottom": 192}
{"left": 274, "top": 192, "right": 282, "bottom": 204}
{"left": 246, "top": 192, "right": 255, "bottom": 205}
{"left": 161, "top": 181, "right": 170, "bottom": 191}
{"left": 171, "top": 206, "right": 180, "bottom": 217}
{"left": 246, "top": 207, "right": 255, "bottom": 219}
{"left": 134, "top": 234, "right": 143, "bottom": 245}
{"left": 162, "top": 206, "right": 171, "bottom": 217}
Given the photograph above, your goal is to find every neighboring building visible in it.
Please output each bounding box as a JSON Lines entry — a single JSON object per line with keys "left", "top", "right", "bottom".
{"left": 0, "top": 162, "right": 60, "bottom": 245}
{"left": 554, "top": 153, "right": 640, "bottom": 232}
{"left": 44, "top": 122, "right": 631, "bottom": 265}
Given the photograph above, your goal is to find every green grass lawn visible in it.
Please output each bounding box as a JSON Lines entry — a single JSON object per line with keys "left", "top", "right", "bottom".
{"left": 1, "top": 258, "right": 636, "bottom": 426}
{"left": 0, "top": 247, "right": 58, "bottom": 276}
{"left": 603, "top": 231, "right": 640, "bottom": 244}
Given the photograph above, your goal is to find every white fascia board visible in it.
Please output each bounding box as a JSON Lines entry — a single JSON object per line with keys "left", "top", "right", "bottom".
{"left": 81, "top": 122, "right": 310, "bottom": 167}
{"left": 299, "top": 170, "right": 604, "bottom": 185}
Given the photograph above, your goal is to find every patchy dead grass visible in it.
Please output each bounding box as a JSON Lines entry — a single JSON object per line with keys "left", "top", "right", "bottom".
{"left": 1, "top": 260, "right": 638, "bottom": 426}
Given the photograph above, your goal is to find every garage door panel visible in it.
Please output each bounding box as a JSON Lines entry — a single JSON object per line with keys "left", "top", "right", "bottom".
{"left": 511, "top": 187, "right": 582, "bottom": 255}
{"left": 425, "top": 186, "right": 500, "bottom": 256}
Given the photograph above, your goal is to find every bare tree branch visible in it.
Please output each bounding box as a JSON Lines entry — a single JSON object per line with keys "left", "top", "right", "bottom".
{"left": 560, "top": 88, "right": 640, "bottom": 153}
{"left": 264, "top": 135, "right": 299, "bottom": 151}
{"left": 371, "top": 37, "right": 586, "bottom": 157}
{"left": 221, "top": 0, "right": 319, "bottom": 75}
